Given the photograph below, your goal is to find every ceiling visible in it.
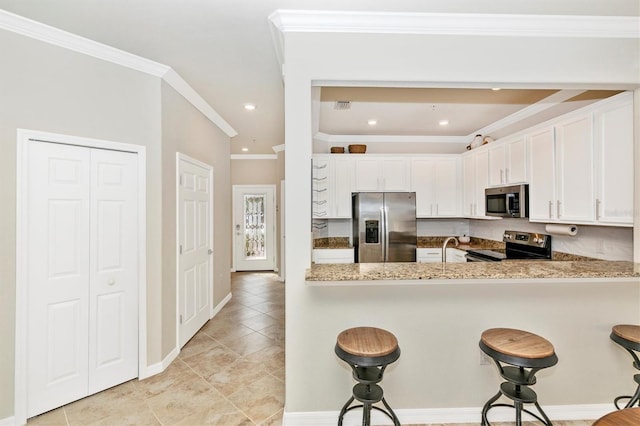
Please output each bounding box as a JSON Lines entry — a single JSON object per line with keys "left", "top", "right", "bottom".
{"left": 0, "top": 1, "right": 637, "bottom": 154}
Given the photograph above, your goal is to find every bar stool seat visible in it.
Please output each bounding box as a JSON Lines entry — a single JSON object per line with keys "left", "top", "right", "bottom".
{"left": 479, "top": 328, "right": 558, "bottom": 426}
{"left": 335, "top": 327, "right": 401, "bottom": 426}
{"left": 594, "top": 407, "right": 640, "bottom": 425}
{"left": 610, "top": 324, "right": 640, "bottom": 409}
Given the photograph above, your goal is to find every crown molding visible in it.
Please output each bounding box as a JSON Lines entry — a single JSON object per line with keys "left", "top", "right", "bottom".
{"left": 162, "top": 69, "right": 237, "bottom": 137}
{"left": 0, "top": 9, "right": 237, "bottom": 137}
{"left": 269, "top": 10, "right": 640, "bottom": 39}
{"left": 230, "top": 154, "right": 278, "bottom": 160}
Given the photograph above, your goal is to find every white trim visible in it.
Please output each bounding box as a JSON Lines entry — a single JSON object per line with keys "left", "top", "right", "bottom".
{"left": 272, "top": 144, "right": 285, "bottom": 153}
{"left": 143, "top": 347, "right": 179, "bottom": 379}
{"left": 163, "top": 70, "right": 237, "bottom": 137}
{"left": 314, "top": 132, "right": 468, "bottom": 144}
{"left": 269, "top": 10, "right": 640, "bottom": 38}
{"left": 283, "top": 403, "right": 614, "bottom": 425}
{"left": 15, "top": 129, "right": 148, "bottom": 424}
{"left": 0, "top": 9, "right": 237, "bottom": 137}
{"left": 0, "top": 9, "right": 168, "bottom": 77}
{"left": 211, "top": 292, "right": 233, "bottom": 318}
{"left": 0, "top": 416, "right": 16, "bottom": 426}
{"left": 230, "top": 154, "right": 278, "bottom": 160}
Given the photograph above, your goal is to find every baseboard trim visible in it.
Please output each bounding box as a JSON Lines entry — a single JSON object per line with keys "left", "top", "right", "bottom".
{"left": 0, "top": 416, "right": 16, "bottom": 426}
{"left": 283, "top": 403, "right": 614, "bottom": 425}
{"left": 211, "top": 292, "right": 232, "bottom": 318}
{"left": 139, "top": 292, "right": 231, "bottom": 380}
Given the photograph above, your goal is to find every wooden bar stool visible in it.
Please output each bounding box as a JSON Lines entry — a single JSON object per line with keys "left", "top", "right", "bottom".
{"left": 479, "top": 328, "right": 558, "bottom": 426}
{"left": 335, "top": 327, "right": 401, "bottom": 426}
{"left": 593, "top": 407, "right": 640, "bottom": 425}
{"left": 610, "top": 324, "right": 640, "bottom": 409}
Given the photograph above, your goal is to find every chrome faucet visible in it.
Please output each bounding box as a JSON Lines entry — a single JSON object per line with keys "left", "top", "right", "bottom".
{"left": 442, "top": 236, "right": 459, "bottom": 262}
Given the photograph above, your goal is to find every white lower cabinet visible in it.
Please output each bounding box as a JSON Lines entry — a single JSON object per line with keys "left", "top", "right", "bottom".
{"left": 312, "top": 248, "right": 354, "bottom": 264}
{"left": 417, "top": 248, "right": 467, "bottom": 263}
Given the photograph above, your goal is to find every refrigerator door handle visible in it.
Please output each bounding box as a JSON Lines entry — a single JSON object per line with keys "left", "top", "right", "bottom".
{"left": 383, "top": 205, "right": 389, "bottom": 261}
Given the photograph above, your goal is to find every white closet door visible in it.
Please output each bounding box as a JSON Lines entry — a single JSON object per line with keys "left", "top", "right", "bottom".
{"left": 27, "top": 142, "right": 92, "bottom": 417}
{"left": 26, "top": 142, "right": 138, "bottom": 417}
{"left": 89, "top": 149, "right": 138, "bottom": 393}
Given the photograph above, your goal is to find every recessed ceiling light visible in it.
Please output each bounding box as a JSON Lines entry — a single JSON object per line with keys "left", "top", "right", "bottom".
{"left": 439, "top": 120, "right": 449, "bottom": 126}
{"left": 241, "top": 147, "right": 249, "bottom": 152}
{"left": 244, "top": 103, "right": 256, "bottom": 111}
{"left": 368, "top": 119, "right": 377, "bottom": 126}
{"left": 491, "top": 88, "right": 501, "bottom": 91}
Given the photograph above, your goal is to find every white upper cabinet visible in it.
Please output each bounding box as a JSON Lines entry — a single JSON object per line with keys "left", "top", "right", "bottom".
{"left": 411, "top": 156, "right": 460, "bottom": 217}
{"left": 555, "top": 115, "right": 594, "bottom": 222}
{"left": 529, "top": 116, "right": 595, "bottom": 224}
{"left": 529, "top": 127, "right": 556, "bottom": 221}
{"left": 488, "top": 136, "right": 528, "bottom": 186}
{"left": 594, "top": 93, "right": 634, "bottom": 225}
{"left": 462, "top": 149, "right": 489, "bottom": 218}
{"left": 312, "top": 155, "right": 352, "bottom": 219}
{"left": 353, "top": 156, "right": 411, "bottom": 192}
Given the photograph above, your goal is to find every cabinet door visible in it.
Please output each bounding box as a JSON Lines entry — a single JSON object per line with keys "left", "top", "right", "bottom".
{"left": 353, "top": 158, "right": 381, "bottom": 191}
{"left": 474, "top": 150, "right": 489, "bottom": 216}
{"left": 462, "top": 154, "right": 476, "bottom": 217}
{"left": 529, "top": 128, "right": 556, "bottom": 221}
{"left": 555, "top": 116, "right": 594, "bottom": 222}
{"left": 412, "top": 158, "right": 435, "bottom": 217}
{"left": 506, "top": 136, "right": 528, "bottom": 183}
{"left": 596, "top": 100, "right": 634, "bottom": 225}
{"left": 434, "top": 158, "right": 460, "bottom": 216}
{"left": 333, "top": 157, "right": 353, "bottom": 218}
{"left": 381, "top": 158, "right": 410, "bottom": 191}
{"left": 487, "top": 144, "right": 506, "bottom": 186}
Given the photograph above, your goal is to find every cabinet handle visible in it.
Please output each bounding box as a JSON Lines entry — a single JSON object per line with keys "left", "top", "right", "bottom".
{"left": 470, "top": 203, "right": 473, "bottom": 216}
{"left": 596, "top": 199, "right": 601, "bottom": 221}
{"left": 548, "top": 201, "right": 553, "bottom": 219}
{"left": 500, "top": 169, "right": 504, "bottom": 184}
{"left": 436, "top": 204, "right": 439, "bottom": 216}
{"left": 505, "top": 168, "right": 510, "bottom": 183}
{"left": 557, "top": 200, "right": 561, "bottom": 218}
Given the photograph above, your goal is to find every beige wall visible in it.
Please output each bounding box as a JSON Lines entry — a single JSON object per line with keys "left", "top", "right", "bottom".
{"left": 0, "top": 29, "right": 233, "bottom": 420}
{"left": 0, "top": 29, "right": 163, "bottom": 419}
{"left": 160, "top": 81, "right": 232, "bottom": 357}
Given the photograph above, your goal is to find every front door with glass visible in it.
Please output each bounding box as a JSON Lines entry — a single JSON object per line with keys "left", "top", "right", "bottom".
{"left": 233, "top": 185, "right": 276, "bottom": 271}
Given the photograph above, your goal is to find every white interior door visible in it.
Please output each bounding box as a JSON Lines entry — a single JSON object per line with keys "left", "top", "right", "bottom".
{"left": 26, "top": 141, "right": 138, "bottom": 417}
{"left": 178, "top": 155, "right": 213, "bottom": 348}
{"left": 233, "top": 185, "right": 276, "bottom": 271}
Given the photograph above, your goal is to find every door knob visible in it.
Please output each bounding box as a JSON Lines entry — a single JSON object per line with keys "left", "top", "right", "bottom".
{"left": 108, "top": 279, "right": 115, "bottom": 286}
{"left": 208, "top": 249, "right": 213, "bottom": 255}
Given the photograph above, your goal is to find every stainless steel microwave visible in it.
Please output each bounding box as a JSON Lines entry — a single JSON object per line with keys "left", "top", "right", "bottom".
{"left": 485, "top": 184, "right": 529, "bottom": 218}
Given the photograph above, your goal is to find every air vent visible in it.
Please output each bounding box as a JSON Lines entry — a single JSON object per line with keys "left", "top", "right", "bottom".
{"left": 334, "top": 101, "right": 351, "bottom": 110}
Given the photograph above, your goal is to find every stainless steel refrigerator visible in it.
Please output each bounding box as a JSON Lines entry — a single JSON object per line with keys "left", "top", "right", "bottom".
{"left": 353, "top": 192, "right": 417, "bottom": 263}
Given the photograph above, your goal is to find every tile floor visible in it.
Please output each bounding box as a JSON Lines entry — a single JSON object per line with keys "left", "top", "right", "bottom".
{"left": 27, "top": 271, "right": 596, "bottom": 425}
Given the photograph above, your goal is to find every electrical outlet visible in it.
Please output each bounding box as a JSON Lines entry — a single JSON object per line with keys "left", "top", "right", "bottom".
{"left": 480, "top": 350, "right": 492, "bottom": 365}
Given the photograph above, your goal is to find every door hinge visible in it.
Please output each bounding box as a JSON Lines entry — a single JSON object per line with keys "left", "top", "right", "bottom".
{"left": 179, "top": 245, "right": 183, "bottom": 254}
{"left": 179, "top": 314, "right": 183, "bottom": 324}
{"left": 179, "top": 174, "right": 183, "bottom": 186}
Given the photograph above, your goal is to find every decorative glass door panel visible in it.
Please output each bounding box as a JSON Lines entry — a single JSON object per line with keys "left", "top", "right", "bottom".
{"left": 243, "top": 194, "right": 266, "bottom": 260}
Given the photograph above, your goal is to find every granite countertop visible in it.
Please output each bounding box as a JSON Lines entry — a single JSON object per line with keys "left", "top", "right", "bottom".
{"left": 305, "top": 261, "right": 640, "bottom": 282}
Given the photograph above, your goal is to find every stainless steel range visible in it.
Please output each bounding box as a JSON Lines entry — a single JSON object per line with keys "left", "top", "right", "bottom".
{"left": 465, "top": 231, "right": 552, "bottom": 262}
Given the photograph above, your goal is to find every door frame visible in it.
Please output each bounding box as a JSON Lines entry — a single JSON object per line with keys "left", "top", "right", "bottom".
{"left": 232, "top": 184, "right": 277, "bottom": 271}
{"left": 175, "top": 153, "right": 214, "bottom": 350}
{"left": 15, "top": 129, "right": 147, "bottom": 425}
